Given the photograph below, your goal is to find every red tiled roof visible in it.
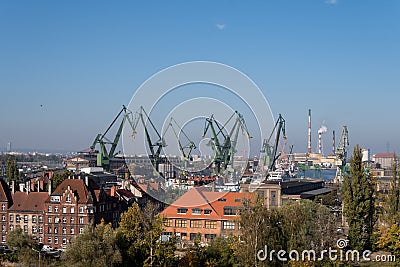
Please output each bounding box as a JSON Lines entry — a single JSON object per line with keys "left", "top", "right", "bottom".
{"left": 9, "top": 192, "right": 48, "bottom": 212}
{"left": 0, "top": 179, "right": 12, "bottom": 203}
{"left": 160, "top": 188, "right": 253, "bottom": 220}
{"left": 374, "top": 153, "right": 395, "bottom": 158}
{"left": 116, "top": 189, "right": 135, "bottom": 199}
{"left": 50, "top": 179, "right": 93, "bottom": 204}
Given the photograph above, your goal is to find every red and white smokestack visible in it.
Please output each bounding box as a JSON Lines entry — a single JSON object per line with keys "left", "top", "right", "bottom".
{"left": 308, "top": 109, "right": 311, "bottom": 154}
{"left": 332, "top": 130, "right": 335, "bottom": 155}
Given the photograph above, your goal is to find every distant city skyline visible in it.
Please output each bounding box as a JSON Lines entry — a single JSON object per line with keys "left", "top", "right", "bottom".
{"left": 1, "top": 1, "right": 399, "bottom": 155}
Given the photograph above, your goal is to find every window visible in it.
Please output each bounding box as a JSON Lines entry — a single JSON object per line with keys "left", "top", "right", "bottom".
{"left": 54, "top": 238, "right": 58, "bottom": 245}
{"left": 54, "top": 206, "right": 59, "bottom": 213}
{"left": 205, "top": 234, "right": 216, "bottom": 241}
{"left": 48, "top": 206, "right": 52, "bottom": 213}
{"left": 2, "top": 225, "right": 5, "bottom": 231}
{"left": 1, "top": 215, "right": 5, "bottom": 222}
{"left": 39, "top": 237, "right": 43, "bottom": 243}
{"left": 24, "top": 225, "right": 28, "bottom": 233}
{"left": 190, "top": 233, "right": 201, "bottom": 241}
{"left": 9, "top": 215, "right": 13, "bottom": 222}
{"left": 223, "top": 221, "right": 235, "bottom": 230}
{"left": 62, "top": 227, "right": 66, "bottom": 234}
{"left": 271, "top": 191, "right": 277, "bottom": 206}
{"left": 2, "top": 236, "right": 6, "bottom": 242}
{"left": 177, "top": 208, "right": 188, "bottom": 214}
{"left": 71, "top": 228, "right": 74, "bottom": 235}
{"left": 192, "top": 208, "right": 202, "bottom": 215}
{"left": 48, "top": 217, "right": 52, "bottom": 223}
{"left": 32, "top": 216, "right": 37, "bottom": 223}
{"left": 54, "top": 227, "right": 58, "bottom": 234}
{"left": 175, "top": 219, "right": 187, "bottom": 228}
{"left": 66, "top": 195, "right": 71, "bottom": 203}
{"left": 62, "top": 217, "right": 67, "bottom": 224}
{"left": 24, "top": 215, "right": 28, "bottom": 223}
{"left": 9, "top": 225, "right": 13, "bottom": 231}
{"left": 190, "top": 220, "right": 202, "bottom": 228}
{"left": 234, "top": 198, "right": 241, "bottom": 203}
{"left": 39, "top": 227, "right": 43, "bottom": 234}
{"left": 204, "top": 220, "right": 217, "bottom": 229}
{"left": 32, "top": 226, "right": 37, "bottom": 233}
{"left": 164, "top": 219, "right": 173, "bottom": 227}
{"left": 62, "top": 238, "right": 67, "bottom": 245}
{"left": 71, "top": 217, "right": 75, "bottom": 224}
{"left": 79, "top": 228, "right": 84, "bottom": 234}
{"left": 70, "top": 207, "right": 75, "bottom": 213}
{"left": 55, "top": 217, "right": 60, "bottom": 223}
{"left": 79, "top": 217, "right": 84, "bottom": 224}
{"left": 62, "top": 207, "right": 67, "bottom": 214}
{"left": 50, "top": 196, "right": 60, "bottom": 203}
{"left": 204, "top": 209, "right": 212, "bottom": 215}
{"left": 1, "top": 204, "right": 5, "bottom": 211}
{"left": 16, "top": 215, "right": 20, "bottom": 223}
{"left": 223, "top": 207, "right": 239, "bottom": 216}
{"left": 48, "top": 227, "right": 52, "bottom": 234}
{"left": 48, "top": 237, "right": 52, "bottom": 244}
{"left": 79, "top": 207, "right": 84, "bottom": 213}
{"left": 38, "top": 216, "right": 43, "bottom": 223}
{"left": 218, "top": 198, "right": 226, "bottom": 202}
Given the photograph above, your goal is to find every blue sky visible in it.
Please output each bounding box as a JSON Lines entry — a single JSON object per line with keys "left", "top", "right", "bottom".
{"left": 0, "top": 1, "right": 399, "bottom": 155}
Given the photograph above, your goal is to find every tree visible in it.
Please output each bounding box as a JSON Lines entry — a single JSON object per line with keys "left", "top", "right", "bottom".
{"left": 6, "top": 156, "right": 19, "bottom": 183}
{"left": 342, "top": 144, "right": 376, "bottom": 251}
{"left": 384, "top": 157, "right": 400, "bottom": 224}
{"left": 52, "top": 170, "right": 74, "bottom": 190}
{"left": 116, "top": 202, "right": 177, "bottom": 267}
{"left": 62, "top": 222, "right": 122, "bottom": 267}
{"left": 7, "top": 227, "right": 31, "bottom": 250}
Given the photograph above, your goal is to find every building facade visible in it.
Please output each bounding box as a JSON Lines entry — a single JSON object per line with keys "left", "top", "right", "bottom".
{"left": 161, "top": 188, "right": 252, "bottom": 245}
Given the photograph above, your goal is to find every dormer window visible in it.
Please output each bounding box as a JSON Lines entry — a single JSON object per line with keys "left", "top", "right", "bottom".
{"left": 192, "top": 208, "right": 202, "bottom": 215}
{"left": 177, "top": 208, "right": 188, "bottom": 214}
{"left": 66, "top": 195, "right": 71, "bottom": 203}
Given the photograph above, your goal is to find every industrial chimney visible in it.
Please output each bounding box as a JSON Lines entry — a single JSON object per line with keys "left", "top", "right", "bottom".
{"left": 308, "top": 109, "right": 312, "bottom": 154}
{"left": 332, "top": 130, "right": 336, "bottom": 155}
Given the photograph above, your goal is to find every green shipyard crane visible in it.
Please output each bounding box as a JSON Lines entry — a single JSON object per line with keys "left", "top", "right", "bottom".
{"left": 90, "top": 105, "right": 135, "bottom": 171}
{"left": 163, "top": 117, "right": 196, "bottom": 162}
{"left": 202, "top": 111, "right": 252, "bottom": 175}
{"left": 261, "top": 114, "right": 286, "bottom": 179}
{"left": 131, "top": 106, "right": 166, "bottom": 173}
{"left": 334, "top": 126, "right": 349, "bottom": 183}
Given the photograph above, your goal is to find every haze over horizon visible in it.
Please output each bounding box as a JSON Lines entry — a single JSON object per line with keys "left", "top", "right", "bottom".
{"left": 1, "top": 1, "right": 399, "bottom": 156}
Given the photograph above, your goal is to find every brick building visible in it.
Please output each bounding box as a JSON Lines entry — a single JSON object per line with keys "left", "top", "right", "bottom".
{"left": 0, "top": 180, "right": 12, "bottom": 243}
{"left": 44, "top": 176, "right": 120, "bottom": 248}
{"left": 8, "top": 192, "right": 48, "bottom": 244}
{"left": 160, "top": 187, "right": 252, "bottom": 245}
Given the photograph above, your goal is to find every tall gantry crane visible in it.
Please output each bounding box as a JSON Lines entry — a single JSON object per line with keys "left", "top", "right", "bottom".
{"left": 131, "top": 106, "right": 166, "bottom": 173}
{"left": 334, "top": 126, "right": 349, "bottom": 183}
{"left": 261, "top": 114, "right": 286, "bottom": 180}
{"left": 90, "top": 105, "right": 135, "bottom": 171}
{"left": 163, "top": 117, "right": 196, "bottom": 166}
{"left": 202, "top": 111, "right": 252, "bottom": 175}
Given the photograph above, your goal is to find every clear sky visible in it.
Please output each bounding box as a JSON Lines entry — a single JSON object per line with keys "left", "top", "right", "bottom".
{"left": 0, "top": 1, "right": 399, "bottom": 155}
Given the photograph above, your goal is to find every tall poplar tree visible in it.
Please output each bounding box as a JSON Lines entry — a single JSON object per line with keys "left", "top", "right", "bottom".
{"left": 342, "top": 144, "right": 376, "bottom": 251}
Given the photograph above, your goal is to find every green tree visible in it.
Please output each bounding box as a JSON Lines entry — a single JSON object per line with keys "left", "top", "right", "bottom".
{"left": 61, "top": 222, "right": 121, "bottom": 267}
{"left": 6, "top": 156, "right": 19, "bottom": 183}
{"left": 116, "top": 202, "right": 177, "bottom": 267}
{"left": 342, "top": 144, "right": 376, "bottom": 251}
{"left": 6, "top": 227, "right": 31, "bottom": 250}
{"left": 53, "top": 170, "right": 74, "bottom": 190}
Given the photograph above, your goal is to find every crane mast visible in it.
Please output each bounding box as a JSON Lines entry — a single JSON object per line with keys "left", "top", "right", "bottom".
{"left": 334, "top": 126, "right": 349, "bottom": 183}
